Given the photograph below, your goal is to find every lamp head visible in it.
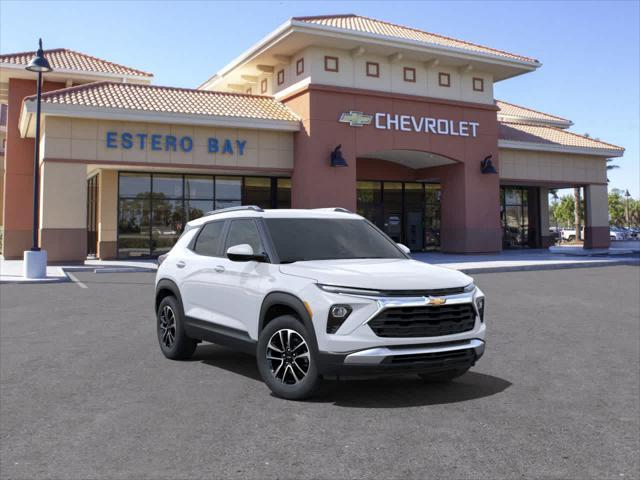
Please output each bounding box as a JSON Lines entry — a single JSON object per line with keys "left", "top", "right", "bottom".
{"left": 26, "top": 39, "right": 53, "bottom": 73}
{"left": 330, "top": 144, "right": 348, "bottom": 167}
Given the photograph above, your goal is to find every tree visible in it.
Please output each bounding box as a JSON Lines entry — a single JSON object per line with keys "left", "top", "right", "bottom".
{"left": 574, "top": 187, "right": 582, "bottom": 240}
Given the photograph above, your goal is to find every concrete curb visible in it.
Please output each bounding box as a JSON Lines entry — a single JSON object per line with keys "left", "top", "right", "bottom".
{"left": 456, "top": 259, "right": 640, "bottom": 274}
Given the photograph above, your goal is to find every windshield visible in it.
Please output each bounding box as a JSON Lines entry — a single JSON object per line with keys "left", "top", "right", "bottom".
{"left": 265, "top": 218, "right": 406, "bottom": 263}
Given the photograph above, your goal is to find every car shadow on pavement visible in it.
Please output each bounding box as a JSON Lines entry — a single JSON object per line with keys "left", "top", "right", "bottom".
{"left": 194, "top": 344, "right": 511, "bottom": 408}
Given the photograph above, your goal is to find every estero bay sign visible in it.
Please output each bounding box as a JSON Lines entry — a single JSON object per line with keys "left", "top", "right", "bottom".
{"left": 339, "top": 111, "right": 480, "bottom": 137}
{"left": 105, "top": 131, "right": 248, "bottom": 155}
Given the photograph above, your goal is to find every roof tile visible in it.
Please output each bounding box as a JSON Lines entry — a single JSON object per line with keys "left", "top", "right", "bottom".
{"left": 27, "top": 81, "right": 299, "bottom": 122}
{"left": 497, "top": 100, "right": 571, "bottom": 126}
{"left": 0, "top": 48, "right": 152, "bottom": 78}
{"left": 293, "top": 14, "right": 538, "bottom": 64}
{"left": 499, "top": 122, "right": 623, "bottom": 152}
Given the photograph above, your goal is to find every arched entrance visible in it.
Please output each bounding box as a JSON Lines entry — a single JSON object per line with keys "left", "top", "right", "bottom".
{"left": 356, "top": 150, "right": 457, "bottom": 251}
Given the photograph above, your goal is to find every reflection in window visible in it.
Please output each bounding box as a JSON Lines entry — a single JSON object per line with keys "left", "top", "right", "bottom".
{"left": 117, "top": 173, "right": 289, "bottom": 258}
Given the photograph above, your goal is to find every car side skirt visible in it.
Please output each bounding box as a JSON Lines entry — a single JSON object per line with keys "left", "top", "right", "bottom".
{"left": 184, "top": 316, "right": 257, "bottom": 356}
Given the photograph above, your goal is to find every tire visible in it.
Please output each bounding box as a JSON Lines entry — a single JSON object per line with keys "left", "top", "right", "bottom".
{"left": 157, "top": 295, "right": 197, "bottom": 360}
{"left": 567, "top": 235, "right": 575, "bottom": 242}
{"left": 418, "top": 367, "right": 470, "bottom": 383}
{"left": 256, "top": 315, "right": 322, "bottom": 400}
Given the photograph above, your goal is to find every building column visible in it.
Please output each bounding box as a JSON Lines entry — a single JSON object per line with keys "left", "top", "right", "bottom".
{"left": 2, "top": 78, "right": 66, "bottom": 259}
{"left": 428, "top": 161, "right": 502, "bottom": 253}
{"left": 539, "top": 187, "right": 553, "bottom": 247}
{"left": 39, "top": 161, "right": 87, "bottom": 262}
{"left": 98, "top": 170, "right": 118, "bottom": 259}
{"left": 584, "top": 184, "right": 610, "bottom": 249}
{"left": 285, "top": 91, "right": 357, "bottom": 210}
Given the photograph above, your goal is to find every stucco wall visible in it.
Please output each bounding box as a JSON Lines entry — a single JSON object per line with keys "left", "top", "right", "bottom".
{"left": 273, "top": 46, "right": 494, "bottom": 105}
{"left": 41, "top": 117, "right": 294, "bottom": 171}
{"left": 499, "top": 148, "right": 607, "bottom": 184}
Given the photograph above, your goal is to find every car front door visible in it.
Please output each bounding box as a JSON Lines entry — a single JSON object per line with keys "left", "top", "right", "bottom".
{"left": 216, "top": 218, "right": 272, "bottom": 339}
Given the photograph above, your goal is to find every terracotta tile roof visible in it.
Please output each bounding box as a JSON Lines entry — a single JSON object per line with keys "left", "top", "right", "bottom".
{"left": 27, "top": 81, "right": 299, "bottom": 122}
{"left": 499, "top": 122, "right": 624, "bottom": 153}
{"left": 293, "top": 14, "right": 538, "bottom": 64}
{"left": 496, "top": 100, "right": 571, "bottom": 126}
{"left": 0, "top": 48, "right": 152, "bottom": 78}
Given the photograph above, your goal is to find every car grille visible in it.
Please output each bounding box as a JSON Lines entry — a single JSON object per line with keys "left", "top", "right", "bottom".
{"left": 387, "top": 347, "right": 476, "bottom": 366}
{"left": 368, "top": 303, "right": 476, "bottom": 338}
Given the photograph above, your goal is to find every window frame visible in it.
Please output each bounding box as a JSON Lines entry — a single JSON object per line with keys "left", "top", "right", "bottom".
{"left": 296, "top": 58, "right": 304, "bottom": 76}
{"left": 472, "top": 77, "right": 484, "bottom": 92}
{"left": 277, "top": 69, "right": 284, "bottom": 85}
{"left": 366, "top": 61, "right": 380, "bottom": 78}
{"left": 438, "top": 72, "right": 451, "bottom": 87}
{"left": 324, "top": 55, "right": 339, "bottom": 72}
{"left": 403, "top": 67, "right": 416, "bottom": 83}
{"left": 260, "top": 78, "right": 268, "bottom": 94}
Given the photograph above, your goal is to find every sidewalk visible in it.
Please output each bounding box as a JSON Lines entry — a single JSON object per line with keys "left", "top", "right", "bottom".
{"left": 1, "top": 249, "right": 637, "bottom": 284}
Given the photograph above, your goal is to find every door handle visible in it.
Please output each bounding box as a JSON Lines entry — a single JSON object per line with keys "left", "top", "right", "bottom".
{"left": 214, "top": 265, "right": 225, "bottom": 273}
{"left": 176, "top": 261, "right": 186, "bottom": 269}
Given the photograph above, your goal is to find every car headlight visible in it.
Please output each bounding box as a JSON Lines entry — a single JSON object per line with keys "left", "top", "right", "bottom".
{"left": 463, "top": 282, "right": 476, "bottom": 293}
{"left": 476, "top": 297, "right": 485, "bottom": 322}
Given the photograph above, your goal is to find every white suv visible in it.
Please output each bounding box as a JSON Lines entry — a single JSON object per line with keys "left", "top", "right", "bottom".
{"left": 154, "top": 206, "right": 486, "bottom": 399}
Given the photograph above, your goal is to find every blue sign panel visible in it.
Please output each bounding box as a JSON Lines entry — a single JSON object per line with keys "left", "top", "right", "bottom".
{"left": 106, "top": 132, "right": 247, "bottom": 155}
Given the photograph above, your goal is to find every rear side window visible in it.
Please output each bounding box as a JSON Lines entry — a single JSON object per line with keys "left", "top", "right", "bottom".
{"left": 225, "top": 219, "right": 264, "bottom": 254}
{"left": 193, "top": 221, "right": 225, "bottom": 256}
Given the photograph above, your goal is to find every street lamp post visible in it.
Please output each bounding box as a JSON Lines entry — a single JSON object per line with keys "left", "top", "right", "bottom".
{"left": 625, "top": 189, "right": 631, "bottom": 229}
{"left": 23, "top": 39, "right": 53, "bottom": 279}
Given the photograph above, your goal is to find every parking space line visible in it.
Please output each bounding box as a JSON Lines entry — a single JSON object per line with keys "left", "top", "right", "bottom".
{"left": 67, "top": 272, "right": 88, "bottom": 289}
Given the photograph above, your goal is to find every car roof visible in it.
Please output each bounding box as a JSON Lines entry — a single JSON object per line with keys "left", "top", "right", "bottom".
{"left": 185, "top": 207, "right": 363, "bottom": 227}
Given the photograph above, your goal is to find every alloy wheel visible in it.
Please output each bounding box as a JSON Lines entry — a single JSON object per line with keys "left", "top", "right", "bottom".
{"left": 159, "top": 305, "right": 177, "bottom": 348}
{"left": 266, "top": 329, "right": 310, "bottom": 385}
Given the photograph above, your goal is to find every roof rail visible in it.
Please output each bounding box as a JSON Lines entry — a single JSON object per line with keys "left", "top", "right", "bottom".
{"left": 205, "top": 205, "right": 264, "bottom": 216}
{"left": 313, "top": 207, "right": 354, "bottom": 214}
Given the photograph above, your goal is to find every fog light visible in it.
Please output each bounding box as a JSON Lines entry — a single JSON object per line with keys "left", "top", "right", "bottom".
{"left": 476, "top": 298, "right": 485, "bottom": 322}
{"left": 327, "top": 305, "right": 352, "bottom": 334}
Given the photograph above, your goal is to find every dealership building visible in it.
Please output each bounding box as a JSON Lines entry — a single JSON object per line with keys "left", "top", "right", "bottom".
{"left": 0, "top": 14, "right": 624, "bottom": 261}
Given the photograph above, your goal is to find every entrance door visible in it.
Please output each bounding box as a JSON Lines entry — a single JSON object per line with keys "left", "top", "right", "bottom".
{"left": 86, "top": 175, "right": 99, "bottom": 257}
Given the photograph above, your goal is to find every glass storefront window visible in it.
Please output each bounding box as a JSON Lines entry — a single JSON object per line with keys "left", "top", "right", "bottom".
{"left": 118, "top": 197, "right": 151, "bottom": 257}
{"left": 244, "top": 177, "right": 272, "bottom": 209}
{"left": 117, "top": 173, "right": 289, "bottom": 258}
{"left": 501, "top": 186, "right": 538, "bottom": 248}
{"left": 356, "top": 181, "right": 441, "bottom": 251}
{"left": 119, "top": 173, "right": 151, "bottom": 197}
{"left": 277, "top": 178, "right": 291, "bottom": 209}
{"left": 185, "top": 176, "right": 214, "bottom": 200}
{"left": 215, "top": 176, "right": 242, "bottom": 210}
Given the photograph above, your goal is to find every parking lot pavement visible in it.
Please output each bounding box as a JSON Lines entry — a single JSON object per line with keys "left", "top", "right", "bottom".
{"left": 1, "top": 266, "right": 638, "bottom": 479}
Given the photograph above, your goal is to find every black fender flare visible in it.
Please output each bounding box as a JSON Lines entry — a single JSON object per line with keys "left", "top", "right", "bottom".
{"left": 259, "top": 291, "right": 318, "bottom": 349}
{"left": 155, "top": 279, "right": 183, "bottom": 313}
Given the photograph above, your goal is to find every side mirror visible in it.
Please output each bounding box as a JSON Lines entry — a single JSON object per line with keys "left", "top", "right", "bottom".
{"left": 397, "top": 243, "right": 411, "bottom": 254}
{"left": 226, "top": 244, "right": 266, "bottom": 262}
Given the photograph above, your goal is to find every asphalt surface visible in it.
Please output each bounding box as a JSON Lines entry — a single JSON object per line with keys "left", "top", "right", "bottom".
{"left": 1, "top": 266, "right": 639, "bottom": 479}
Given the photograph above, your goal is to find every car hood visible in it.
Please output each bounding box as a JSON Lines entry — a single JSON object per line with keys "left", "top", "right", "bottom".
{"left": 279, "top": 258, "right": 472, "bottom": 290}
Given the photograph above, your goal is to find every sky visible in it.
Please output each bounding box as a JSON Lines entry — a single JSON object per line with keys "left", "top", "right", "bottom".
{"left": 1, "top": 0, "right": 638, "bottom": 197}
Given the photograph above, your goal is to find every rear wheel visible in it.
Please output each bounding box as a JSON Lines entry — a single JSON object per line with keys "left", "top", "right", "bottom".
{"left": 157, "top": 296, "right": 197, "bottom": 360}
{"left": 257, "top": 315, "right": 321, "bottom": 400}
{"left": 418, "top": 368, "right": 470, "bottom": 383}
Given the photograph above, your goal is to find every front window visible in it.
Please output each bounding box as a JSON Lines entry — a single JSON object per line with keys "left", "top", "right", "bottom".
{"left": 265, "top": 218, "right": 405, "bottom": 263}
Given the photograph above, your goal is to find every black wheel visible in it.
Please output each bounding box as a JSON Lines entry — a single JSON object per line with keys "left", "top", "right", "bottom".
{"left": 418, "top": 368, "right": 470, "bottom": 383}
{"left": 256, "top": 315, "right": 322, "bottom": 400}
{"left": 567, "top": 235, "right": 575, "bottom": 242}
{"left": 157, "top": 296, "right": 197, "bottom": 360}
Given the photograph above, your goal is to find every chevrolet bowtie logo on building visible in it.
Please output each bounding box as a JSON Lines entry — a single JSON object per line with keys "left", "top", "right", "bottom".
{"left": 338, "top": 111, "right": 373, "bottom": 127}
{"left": 427, "top": 297, "right": 447, "bottom": 306}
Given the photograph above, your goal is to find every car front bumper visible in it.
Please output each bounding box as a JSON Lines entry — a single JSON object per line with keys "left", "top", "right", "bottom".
{"left": 316, "top": 338, "right": 485, "bottom": 376}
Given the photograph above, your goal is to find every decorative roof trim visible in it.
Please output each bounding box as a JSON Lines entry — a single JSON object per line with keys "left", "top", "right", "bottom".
{"left": 499, "top": 140, "right": 623, "bottom": 158}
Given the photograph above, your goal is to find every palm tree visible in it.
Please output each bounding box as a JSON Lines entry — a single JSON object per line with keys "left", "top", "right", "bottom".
{"left": 574, "top": 187, "right": 581, "bottom": 241}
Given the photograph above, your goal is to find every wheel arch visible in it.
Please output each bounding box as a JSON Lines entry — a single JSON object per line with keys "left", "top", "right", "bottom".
{"left": 259, "top": 292, "right": 318, "bottom": 347}
{"left": 155, "top": 279, "right": 183, "bottom": 313}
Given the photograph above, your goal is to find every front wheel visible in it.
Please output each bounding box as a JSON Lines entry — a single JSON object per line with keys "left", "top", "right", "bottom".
{"left": 256, "top": 315, "right": 322, "bottom": 400}
{"left": 418, "top": 368, "right": 470, "bottom": 383}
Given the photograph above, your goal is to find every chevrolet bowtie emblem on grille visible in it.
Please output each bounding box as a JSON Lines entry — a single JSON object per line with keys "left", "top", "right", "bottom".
{"left": 338, "top": 111, "right": 373, "bottom": 127}
{"left": 427, "top": 297, "right": 447, "bottom": 306}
